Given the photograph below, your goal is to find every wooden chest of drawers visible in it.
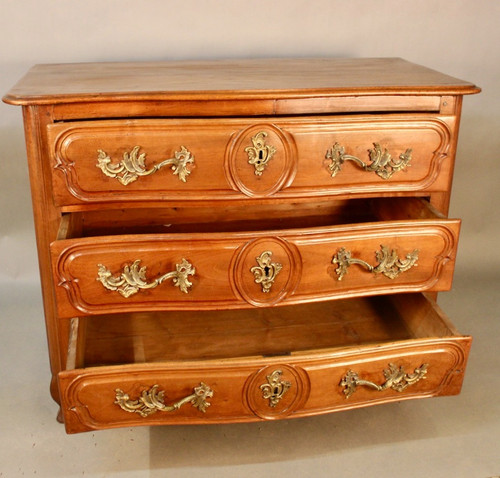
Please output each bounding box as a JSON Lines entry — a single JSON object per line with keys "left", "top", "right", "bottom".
{"left": 4, "top": 58, "right": 480, "bottom": 434}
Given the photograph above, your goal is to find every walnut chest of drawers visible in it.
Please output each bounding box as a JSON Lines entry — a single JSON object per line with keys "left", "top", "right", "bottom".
{"left": 4, "top": 58, "right": 480, "bottom": 434}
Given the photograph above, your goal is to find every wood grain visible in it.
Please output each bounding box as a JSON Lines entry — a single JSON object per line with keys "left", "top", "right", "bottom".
{"left": 58, "top": 294, "right": 471, "bottom": 433}
{"left": 3, "top": 58, "right": 480, "bottom": 106}
{"left": 3, "top": 58, "right": 479, "bottom": 432}
{"left": 50, "top": 198, "right": 460, "bottom": 318}
{"left": 47, "top": 115, "right": 455, "bottom": 206}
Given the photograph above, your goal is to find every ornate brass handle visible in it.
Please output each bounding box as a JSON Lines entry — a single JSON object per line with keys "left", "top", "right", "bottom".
{"left": 325, "top": 142, "right": 412, "bottom": 179}
{"left": 251, "top": 251, "right": 282, "bottom": 293}
{"left": 96, "top": 145, "right": 194, "bottom": 185}
{"left": 115, "top": 383, "right": 213, "bottom": 417}
{"left": 97, "top": 258, "right": 195, "bottom": 298}
{"left": 332, "top": 245, "right": 418, "bottom": 281}
{"left": 340, "top": 363, "right": 428, "bottom": 399}
{"left": 245, "top": 131, "right": 277, "bottom": 176}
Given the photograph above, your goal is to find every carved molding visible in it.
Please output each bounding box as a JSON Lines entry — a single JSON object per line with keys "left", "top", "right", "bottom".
{"left": 224, "top": 123, "right": 297, "bottom": 197}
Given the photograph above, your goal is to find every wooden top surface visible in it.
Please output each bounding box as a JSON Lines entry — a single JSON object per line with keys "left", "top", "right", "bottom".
{"left": 3, "top": 58, "right": 480, "bottom": 105}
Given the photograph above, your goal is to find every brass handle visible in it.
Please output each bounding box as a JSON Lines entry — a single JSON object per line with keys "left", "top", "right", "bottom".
{"left": 332, "top": 245, "right": 418, "bottom": 281}
{"left": 96, "top": 145, "right": 194, "bottom": 185}
{"left": 326, "top": 142, "right": 412, "bottom": 179}
{"left": 340, "top": 363, "right": 428, "bottom": 399}
{"left": 97, "top": 258, "right": 195, "bottom": 298}
{"left": 245, "top": 131, "right": 277, "bottom": 176}
{"left": 251, "top": 251, "right": 282, "bottom": 293}
{"left": 115, "top": 383, "right": 213, "bottom": 417}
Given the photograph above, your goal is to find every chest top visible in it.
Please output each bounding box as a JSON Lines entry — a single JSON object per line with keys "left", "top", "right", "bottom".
{"left": 3, "top": 57, "right": 479, "bottom": 106}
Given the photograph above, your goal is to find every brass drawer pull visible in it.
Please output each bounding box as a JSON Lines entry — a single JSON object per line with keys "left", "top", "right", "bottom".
{"left": 326, "top": 142, "right": 412, "bottom": 179}
{"left": 96, "top": 145, "right": 194, "bottom": 185}
{"left": 97, "top": 258, "right": 195, "bottom": 298}
{"left": 332, "top": 245, "right": 418, "bottom": 281}
{"left": 115, "top": 383, "right": 213, "bottom": 417}
{"left": 251, "top": 251, "right": 282, "bottom": 293}
{"left": 245, "top": 131, "right": 277, "bottom": 176}
{"left": 341, "top": 363, "right": 428, "bottom": 399}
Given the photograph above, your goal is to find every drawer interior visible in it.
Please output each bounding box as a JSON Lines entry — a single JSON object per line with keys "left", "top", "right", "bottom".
{"left": 66, "top": 293, "right": 462, "bottom": 370}
{"left": 59, "top": 197, "right": 444, "bottom": 239}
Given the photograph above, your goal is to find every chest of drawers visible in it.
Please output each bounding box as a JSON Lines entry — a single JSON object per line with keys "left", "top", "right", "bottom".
{"left": 4, "top": 58, "right": 479, "bottom": 433}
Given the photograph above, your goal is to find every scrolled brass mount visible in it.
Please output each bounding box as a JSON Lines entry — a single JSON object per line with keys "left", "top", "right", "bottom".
{"left": 97, "top": 258, "right": 195, "bottom": 298}
{"left": 245, "top": 131, "right": 277, "bottom": 176}
{"left": 251, "top": 251, "right": 282, "bottom": 293}
{"left": 332, "top": 245, "right": 418, "bottom": 281}
{"left": 260, "top": 370, "right": 291, "bottom": 407}
{"left": 326, "top": 142, "right": 412, "bottom": 179}
{"left": 115, "top": 383, "right": 213, "bottom": 417}
{"left": 340, "top": 363, "right": 428, "bottom": 399}
{"left": 96, "top": 145, "right": 194, "bottom": 185}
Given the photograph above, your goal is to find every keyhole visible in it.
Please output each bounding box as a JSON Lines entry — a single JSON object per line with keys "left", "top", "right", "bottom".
{"left": 257, "top": 150, "right": 264, "bottom": 163}
{"left": 264, "top": 265, "right": 270, "bottom": 277}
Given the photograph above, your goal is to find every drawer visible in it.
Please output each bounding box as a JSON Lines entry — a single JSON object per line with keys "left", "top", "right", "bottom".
{"left": 50, "top": 198, "right": 460, "bottom": 318}
{"left": 47, "top": 115, "right": 455, "bottom": 207}
{"left": 58, "top": 293, "right": 471, "bottom": 433}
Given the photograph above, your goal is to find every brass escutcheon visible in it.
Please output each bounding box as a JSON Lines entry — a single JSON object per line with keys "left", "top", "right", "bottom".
{"left": 245, "top": 131, "right": 277, "bottom": 176}
{"left": 260, "top": 370, "right": 291, "bottom": 407}
{"left": 251, "top": 251, "right": 282, "bottom": 293}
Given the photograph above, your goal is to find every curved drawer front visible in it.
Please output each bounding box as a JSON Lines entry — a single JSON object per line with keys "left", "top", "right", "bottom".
{"left": 58, "top": 337, "right": 470, "bottom": 433}
{"left": 48, "top": 115, "right": 455, "bottom": 206}
{"left": 50, "top": 214, "right": 460, "bottom": 318}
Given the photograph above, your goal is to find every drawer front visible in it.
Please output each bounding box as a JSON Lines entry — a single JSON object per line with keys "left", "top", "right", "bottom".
{"left": 58, "top": 337, "right": 470, "bottom": 433}
{"left": 48, "top": 115, "right": 455, "bottom": 206}
{"left": 50, "top": 214, "right": 460, "bottom": 318}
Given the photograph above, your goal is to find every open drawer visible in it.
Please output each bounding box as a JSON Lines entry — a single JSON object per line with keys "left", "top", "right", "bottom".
{"left": 51, "top": 198, "right": 460, "bottom": 317}
{"left": 58, "top": 293, "right": 471, "bottom": 433}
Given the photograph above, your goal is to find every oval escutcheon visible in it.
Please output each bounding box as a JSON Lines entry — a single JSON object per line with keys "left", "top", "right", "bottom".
{"left": 231, "top": 237, "right": 302, "bottom": 307}
{"left": 244, "top": 365, "right": 310, "bottom": 419}
{"left": 225, "top": 124, "right": 297, "bottom": 197}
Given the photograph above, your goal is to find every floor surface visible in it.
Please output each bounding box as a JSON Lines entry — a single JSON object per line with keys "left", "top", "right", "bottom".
{"left": 1, "top": 272, "right": 498, "bottom": 477}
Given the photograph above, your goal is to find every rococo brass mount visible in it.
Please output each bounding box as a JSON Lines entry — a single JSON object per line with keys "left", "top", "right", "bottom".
{"left": 260, "top": 370, "right": 291, "bottom": 407}
{"left": 115, "top": 383, "right": 213, "bottom": 417}
{"left": 340, "top": 363, "right": 428, "bottom": 398}
{"left": 326, "top": 142, "right": 412, "bottom": 179}
{"left": 97, "top": 258, "right": 195, "bottom": 298}
{"left": 96, "top": 145, "right": 194, "bottom": 185}
{"left": 245, "top": 131, "right": 277, "bottom": 176}
{"left": 251, "top": 251, "right": 282, "bottom": 293}
{"left": 332, "top": 245, "right": 419, "bottom": 281}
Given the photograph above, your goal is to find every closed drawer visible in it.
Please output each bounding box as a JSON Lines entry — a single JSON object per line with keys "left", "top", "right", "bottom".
{"left": 47, "top": 115, "right": 455, "bottom": 207}
{"left": 58, "top": 293, "right": 471, "bottom": 433}
{"left": 50, "top": 198, "right": 460, "bottom": 318}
